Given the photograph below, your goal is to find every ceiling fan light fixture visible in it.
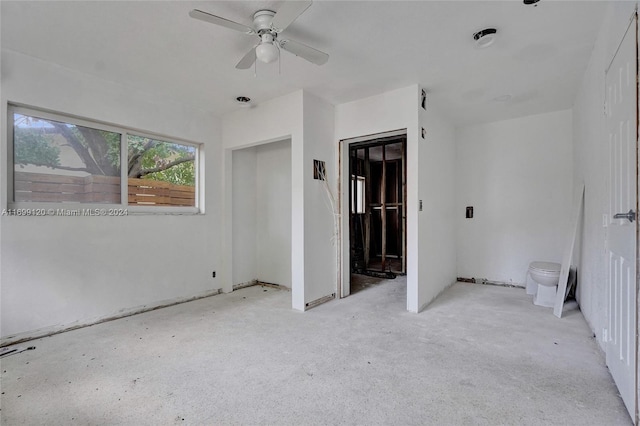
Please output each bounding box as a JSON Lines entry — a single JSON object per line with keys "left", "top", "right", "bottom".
{"left": 189, "top": 2, "right": 328, "bottom": 69}
{"left": 473, "top": 28, "right": 497, "bottom": 48}
{"left": 256, "top": 42, "right": 279, "bottom": 63}
{"left": 256, "top": 33, "right": 279, "bottom": 63}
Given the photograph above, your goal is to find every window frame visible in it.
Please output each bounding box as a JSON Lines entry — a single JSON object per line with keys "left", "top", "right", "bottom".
{"left": 8, "top": 104, "right": 202, "bottom": 215}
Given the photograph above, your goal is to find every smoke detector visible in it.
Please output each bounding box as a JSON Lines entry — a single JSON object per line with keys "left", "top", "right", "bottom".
{"left": 473, "top": 28, "right": 497, "bottom": 48}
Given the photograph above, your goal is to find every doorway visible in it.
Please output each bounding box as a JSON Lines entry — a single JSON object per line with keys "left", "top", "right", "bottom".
{"left": 348, "top": 134, "right": 407, "bottom": 294}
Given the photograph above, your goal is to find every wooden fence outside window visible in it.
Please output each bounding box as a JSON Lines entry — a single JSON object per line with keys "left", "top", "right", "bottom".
{"left": 14, "top": 171, "right": 195, "bottom": 206}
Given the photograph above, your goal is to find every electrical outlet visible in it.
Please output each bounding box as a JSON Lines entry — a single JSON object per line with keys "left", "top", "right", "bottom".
{"left": 419, "top": 200, "right": 423, "bottom": 211}
{"left": 212, "top": 271, "right": 216, "bottom": 278}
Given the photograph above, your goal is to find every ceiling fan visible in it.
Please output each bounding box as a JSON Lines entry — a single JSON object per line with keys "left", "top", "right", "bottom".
{"left": 189, "top": 1, "right": 329, "bottom": 69}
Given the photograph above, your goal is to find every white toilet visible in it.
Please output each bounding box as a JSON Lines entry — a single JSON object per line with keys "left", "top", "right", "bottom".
{"left": 526, "top": 261, "right": 561, "bottom": 308}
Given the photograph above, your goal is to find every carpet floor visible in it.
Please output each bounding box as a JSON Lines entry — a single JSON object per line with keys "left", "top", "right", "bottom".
{"left": 0, "top": 279, "right": 632, "bottom": 425}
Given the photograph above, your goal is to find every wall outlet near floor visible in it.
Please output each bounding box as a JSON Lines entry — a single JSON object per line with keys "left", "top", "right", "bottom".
{"left": 212, "top": 271, "right": 216, "bottom": 278}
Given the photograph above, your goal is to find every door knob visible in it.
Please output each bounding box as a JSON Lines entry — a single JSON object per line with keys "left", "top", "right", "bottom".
{"left": 613, "top": 209, "right": 636, "bottom": 222}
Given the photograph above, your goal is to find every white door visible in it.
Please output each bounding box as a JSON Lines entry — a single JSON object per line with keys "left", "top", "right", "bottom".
{"left": 605, "top": 13, "right": 637, "bottom": 421}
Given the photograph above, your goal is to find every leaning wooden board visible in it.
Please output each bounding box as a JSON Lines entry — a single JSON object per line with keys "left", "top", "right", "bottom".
{"left": 554, "top": 183, "right": 585, "bottom": 318}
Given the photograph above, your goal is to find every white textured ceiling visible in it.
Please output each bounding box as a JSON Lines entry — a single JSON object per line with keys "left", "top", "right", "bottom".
{"left": 1, "top": 1, "right": 607, "bottom": 126}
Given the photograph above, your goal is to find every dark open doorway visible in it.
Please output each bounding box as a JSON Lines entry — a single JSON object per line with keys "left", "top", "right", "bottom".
{"left": 349, "top": 135, "right": 406, "bottom": 291}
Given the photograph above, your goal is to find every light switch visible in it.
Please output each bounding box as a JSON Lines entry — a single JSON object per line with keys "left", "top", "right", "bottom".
{"left": 466, "top": 206, "right": 473, "bottom": 218}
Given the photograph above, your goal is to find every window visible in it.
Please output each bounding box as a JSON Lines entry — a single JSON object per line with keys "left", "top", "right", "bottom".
{"left": 127, "top": 135, "right": 196, "bottom": 207}
{"left": 351, "top": 175, "right": 365, "bottom": 214}
{"left": 9, "top": 105, "right": 201, "bottom": 212}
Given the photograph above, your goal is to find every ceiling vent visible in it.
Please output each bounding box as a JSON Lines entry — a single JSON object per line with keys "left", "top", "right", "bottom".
{"left": 236, "top": 96, "right": 252, "bottom": 107}
{"left": 473, "top": 28, "right": 497, "bottom": 48}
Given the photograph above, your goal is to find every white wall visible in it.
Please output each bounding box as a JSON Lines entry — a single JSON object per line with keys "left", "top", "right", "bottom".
{"left": 572, "top": 1, "right": 638, "bottom": 351}
{"left": 231, "top": 140, "right": 292, "bottom": 289}
{"left": 223, "top": 91, "right": 335, "bottom": 309}
{"left": 0, "top": 50, "right": 222, "bottom": 341}
{"left": 336, "top": 86, "right": 419, "bottom": 310}
{"left": 222, "top": 91, "right": 304, "bottom": 307}
{"left": 455, "top": 110, "right": 573, "bottom": 285}
{"left": 232, "top": 148, "right": 257, "bottom": 286}
{"left": 417, "top": 99, "right": 457, "bottom": 310}
{"left": 335, "top": 85, "right": 457, "bottom": 312}
{"left": 256, "top": 140, "right": 292, "bottom": 287}
{"left": 302, "top": 92, "right": 337, "bottom": 304}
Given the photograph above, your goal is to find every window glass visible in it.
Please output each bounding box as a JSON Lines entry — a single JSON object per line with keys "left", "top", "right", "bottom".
{"left": 13, "top": 113, "right": 121, "bottom": 204}
{"left": 10, "top": 106, "right": 201, "bottom": 212}
{"left": 127, "top": 135, "right": 196, "bottom": 207}
{"left": 351, "top": 175, "right": 365, "bottom": 214}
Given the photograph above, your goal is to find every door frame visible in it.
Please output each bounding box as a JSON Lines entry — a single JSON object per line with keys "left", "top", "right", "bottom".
{"left": 347, "top": 137, "right": 407, "bottom": 275}
{"left": 338, "top": 129, "right": 407, "bottom": 298}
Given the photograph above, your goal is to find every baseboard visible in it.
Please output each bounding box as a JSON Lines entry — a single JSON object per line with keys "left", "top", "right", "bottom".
{"left": 305, "top": 293, "right": 335, "bottom": 310}
{"left": 0, "top": 288, "right": 223, "bottom": 348}
{"left": 233, "top": 280, "right": 290, "bottom": 291}
{"left": 457, "top": 277, "right": 525, "bottom": 288}
{"left": 256, "top": 281, "right": 290, "bottom": 291}
{"left": 233, "top": 279, "right": 258, "bottom": 290}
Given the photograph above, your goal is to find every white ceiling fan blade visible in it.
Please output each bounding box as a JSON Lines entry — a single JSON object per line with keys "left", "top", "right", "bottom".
{"left": 236, "top": 47, "right": 257, "bottom": 69}
{"left": 270, "top": 0, "right": 312, "bottom": 32}
{"left": 189, "top": 9, "right": 255, "bottom": 35}
{"left": 279, "top": 39, "right": 328, "bottom": 65}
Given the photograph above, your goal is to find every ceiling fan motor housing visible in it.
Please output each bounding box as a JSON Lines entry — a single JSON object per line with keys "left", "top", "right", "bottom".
{"left": 253, "top": 10, "right": 276, "bottom": 32}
